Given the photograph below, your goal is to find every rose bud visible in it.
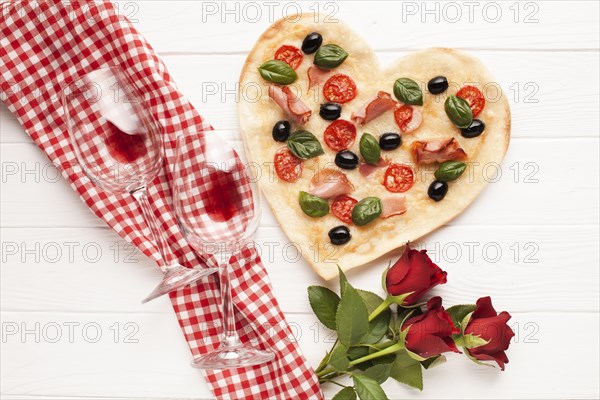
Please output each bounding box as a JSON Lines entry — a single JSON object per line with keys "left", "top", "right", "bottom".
{"left": 402, "top": 296, "right": 460, "bottom": 359}
{"left": 464, "top": 296, "right": 515, "bottom": 370}
{"left": 385, "top": 244, "right": 448, "bottom": 305}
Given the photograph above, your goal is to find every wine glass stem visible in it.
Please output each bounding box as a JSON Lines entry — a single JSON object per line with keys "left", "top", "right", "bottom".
{"left": 131, "top": 188, "right": 173, "bottom": 269}
{"left": 217, "top": 255, "right": 239, "bottom": 347}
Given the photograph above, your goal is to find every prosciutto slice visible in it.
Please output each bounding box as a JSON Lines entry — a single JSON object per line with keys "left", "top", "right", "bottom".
{"left": 307, "top": 66, "right": 331, "bottom": 90}
{"left": 351, "top": 91, "right": 397, "bottom": 126}
{"left": 381, "top": 196, "right": 407, "bottom": 218}
{"left": 358, "top": 158, "right": 390, "bottom": 177}
{"left": 309, "top": 168, "right": 354, "bottom": 199}
{"left": 268, "top": 85, "right": 312, "bottom": 125}
{"left": 412, "top": 138, "right": 468, "bottom": 164}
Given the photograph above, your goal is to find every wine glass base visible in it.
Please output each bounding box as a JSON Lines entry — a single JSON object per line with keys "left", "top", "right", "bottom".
{"left": 141, "top": 265, "right": 217, "bottom": 304}
{"left": 191, "top": 345, "right": 275, "bottom": 369}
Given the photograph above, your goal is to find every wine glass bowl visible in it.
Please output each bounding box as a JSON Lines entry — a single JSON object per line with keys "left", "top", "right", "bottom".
{"left": 173, "top": 133, "right": 258, "bottom": 253}
{"left": 63, "top": 68, "right": 163, "bottom": 193}
{"left": 173, "top": 131, "right": 275, "bottom": 369}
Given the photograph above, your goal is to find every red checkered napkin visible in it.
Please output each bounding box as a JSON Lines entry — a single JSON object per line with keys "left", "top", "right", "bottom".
{"left": 0, "top": 1, "right": 322, "bottom": 399}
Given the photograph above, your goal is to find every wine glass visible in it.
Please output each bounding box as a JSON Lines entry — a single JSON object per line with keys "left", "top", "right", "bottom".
{"left": 62, "top": 67, "right": 217, "bottom": 303}
{"left": 172, "top": 131, "right": 275, "bottom": 369}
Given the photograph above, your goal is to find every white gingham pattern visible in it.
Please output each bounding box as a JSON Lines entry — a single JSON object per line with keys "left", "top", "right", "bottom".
{"left": 0, "top": 2, "right": 323, "bottom": 399}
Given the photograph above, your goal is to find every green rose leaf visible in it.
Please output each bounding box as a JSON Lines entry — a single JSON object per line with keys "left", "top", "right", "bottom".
{"left": 258, "top": 60, "right": 298, "bottom": 85}
{"left": 347, "top": 345, "right": 369, "bottom": 362}
{"left": 363, "top": 363, "right": 392, "bottom": 384}
{"left": 359, "top": 133, "right": 381, "bottom": 165}
{"left": 352, "top": 197, "right": 382, "bottom": 226}
{"left": 332, "top": 387, "right": 357, "bottom": 400}
{"left": 446, "top": 304, "right": 476, "bottom": 330}
{"left": 445, "top": 94, "right": 473, "bottom": 128}
{"left": 435, "top": 161, "right": 467, "bottom": 182}
{"left": 336, "top": 283, "right": 369, "bottom": 347}
{"left": 353, "top": 374, "right": 389, "bottom": 400}
{"left": 389, "top": 350, "right": 424, "bottom": 390}
{"left": 287, "top": 130, "right": 324, "bottom": 159}
{"left": 307, "top": 285, "right": 340, "bottom": 330}
{"left": 393, "top": 78, "right": 423, "bottom": 106}
{"left": 421, "top": 354, "right": 446, "bottom": 369}
{"left": 299, "top": 191, "right": 329, "bottom": 218}
{"left": 329, "top": 342, "right": 350, "bottom": 371}
{"left": 338, "top": 266, "right": 349, "bottom": 297}
{"left": 314, "top": 44, "right": 349, "bottom": 70}
{"left": 357, "top": 289, "right": 391, "bottom": 344}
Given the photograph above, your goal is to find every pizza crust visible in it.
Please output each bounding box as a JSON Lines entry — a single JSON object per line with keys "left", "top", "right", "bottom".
{"left": 238, "top": 14, "right": 511, "bottom": 280}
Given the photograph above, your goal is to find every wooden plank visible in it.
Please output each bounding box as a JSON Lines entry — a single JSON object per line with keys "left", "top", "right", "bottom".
{"left": 1, "top": 138, "right": 598, "bottom": 228}
{"left": 0, "top": 310, "right": 598, "bottom": 399}
{"left": 1, "top": 225, "right": 598, "bottom": 313}
{"left": 110, "top": 1, "right": 600, "bottom": 52}
{"left": 2, "top": 51, "right": 599, "bottom": 143}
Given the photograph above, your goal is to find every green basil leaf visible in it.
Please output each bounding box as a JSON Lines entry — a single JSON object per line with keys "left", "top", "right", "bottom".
{"left": 332, "top": 387, "right": 357, "bottom": 400}
{"left": 336, "top": 283, "right": 369, "bottom": 347}
{"left": 287, "top": 130, "right": 324, "bottom": 159}
{"left": 393, "top": 78, "right": 423, "bottom": 106}
{"left": 352, "top": 374, "right": 389, "bottom": 400}
{"left": 445, "top": 95, "right": 473, "bottom": 128}
{"left": 352, "top": 197, "right": 382, "bottom": 226}
{"left": 329, "top": 342, "right": 350, "bottom": 371}
{"left": 314, "top": 44, "right": 348, "bottom": 70}
{"left": 434, "top": 161, "right": 467, "bottom": 182}
{"left": 359, "top": 133, "right": 381, "bottom": 165}
{"left": 389, "top": 350, "right": 423, "bottom": 390}
{"left": 307, "top": 286, "right": 340, "bottom": 330}
{"left": 258, "top": 60, "right": 297, "bottom": 85}
{"left": 299, "top": 191, "right": 329, "bottom": 218}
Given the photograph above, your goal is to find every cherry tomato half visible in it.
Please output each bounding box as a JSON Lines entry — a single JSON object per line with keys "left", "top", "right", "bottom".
{"left": 456, "top": 85, "right": 485, "bottom": 117}
{"left": 274, "top": 147, "right": 303, "bottom": 182}
{"left": 323, "top": 120, "right": 357, "bottom": 151}
{"left": 331, "top": 195, "right": 358, "bottom": 224}
{"left": 323, "top": 74, "right": 357, "bottom": 104}
{"left": 275, "top": 45, "right": 304, "bottom": 70}
{"left": 383, "top": 163, "right": 415, "bottom": 193}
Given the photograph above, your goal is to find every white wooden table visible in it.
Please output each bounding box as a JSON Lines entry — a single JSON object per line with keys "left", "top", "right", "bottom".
{"left": 1, "top": 1, "right": 599, "bottom": 399}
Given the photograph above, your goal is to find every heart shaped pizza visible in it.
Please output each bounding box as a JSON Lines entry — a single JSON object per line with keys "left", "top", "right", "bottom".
{"left": 238, "top": 15, "right": 511, "bottom": 280}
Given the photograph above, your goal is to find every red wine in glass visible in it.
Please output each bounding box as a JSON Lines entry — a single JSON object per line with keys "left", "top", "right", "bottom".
{"left": 105, "top": 121, "right": 148, "bottom": 164}
{"left": 202, "top": 170, "right": 244, "bottom": 222}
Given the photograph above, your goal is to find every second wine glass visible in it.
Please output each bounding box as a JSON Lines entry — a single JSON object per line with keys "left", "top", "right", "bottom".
{"left": 172, "top": 131, "right": 275, "bottom": 369}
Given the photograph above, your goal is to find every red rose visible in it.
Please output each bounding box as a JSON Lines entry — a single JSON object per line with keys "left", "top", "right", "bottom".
{"left": 464, "top": 296, "right": 515, "bottom": 370}
{"left": 385, "top": 244, "right": 447, "bottom": 304}
{"left": 402, "top": 297, "right": 460, "bottom": 359}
